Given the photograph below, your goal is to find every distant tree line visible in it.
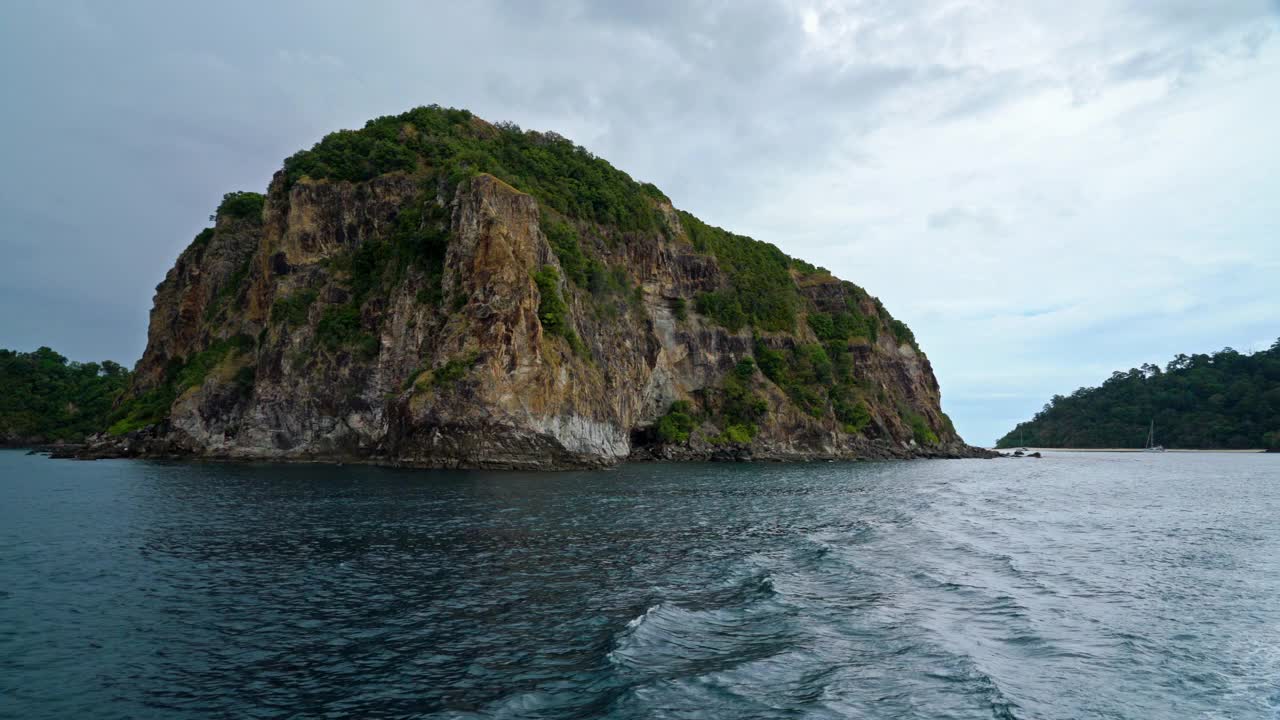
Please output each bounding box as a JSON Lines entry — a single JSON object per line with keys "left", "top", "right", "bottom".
{"left": 0, "top": 347, "right": 131, "bottom": 444}
{"left": 997, "top": 340, "right": 1280, "bottom": 450}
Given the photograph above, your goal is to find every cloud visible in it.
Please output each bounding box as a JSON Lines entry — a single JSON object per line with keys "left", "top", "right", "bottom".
{"left": 275, "top": 49, "right": 346, "bottom": 68}
{"left": 1, "top": 0, "right": 1278, "bottom": 446}
{"left": 926, "top": 207, "right": 1006, "bottom": 234}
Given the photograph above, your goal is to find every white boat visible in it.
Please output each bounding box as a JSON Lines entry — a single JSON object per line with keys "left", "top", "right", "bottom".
{"left": 1143, "top": 420, "right": 1165, "bottom": 453}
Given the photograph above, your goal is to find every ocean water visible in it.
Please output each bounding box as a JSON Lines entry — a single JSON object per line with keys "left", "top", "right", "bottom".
{"left": 1, "top": 450, "right": 1277, "bottom": 719}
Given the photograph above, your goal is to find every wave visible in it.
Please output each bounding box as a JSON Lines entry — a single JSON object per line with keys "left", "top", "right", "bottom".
{"left": 607, "top": 562, "right": 798, "bottom": 682}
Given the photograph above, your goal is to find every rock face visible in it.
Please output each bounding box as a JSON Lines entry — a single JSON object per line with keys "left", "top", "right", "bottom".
{"left": 96, "top": 107, "right": 990, "bottom": 468}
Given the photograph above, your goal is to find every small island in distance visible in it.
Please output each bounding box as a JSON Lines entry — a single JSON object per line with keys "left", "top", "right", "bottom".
{"left": 998, "top": 341, "right": 1280, "bottom": 452}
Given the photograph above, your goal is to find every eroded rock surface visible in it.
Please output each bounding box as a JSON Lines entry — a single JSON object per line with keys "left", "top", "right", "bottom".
{"left": 91, "top": 110, "right": 992, "bottom": 468}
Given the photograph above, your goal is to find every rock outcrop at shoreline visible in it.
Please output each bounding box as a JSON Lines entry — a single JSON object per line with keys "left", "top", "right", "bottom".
{"left": 88, "top": 106, "right": 991, "bottom": 469}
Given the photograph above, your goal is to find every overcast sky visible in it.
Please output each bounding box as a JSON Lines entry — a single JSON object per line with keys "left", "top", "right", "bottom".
{"left": 2, "top": 1, "right": 1278, "bottom": 445}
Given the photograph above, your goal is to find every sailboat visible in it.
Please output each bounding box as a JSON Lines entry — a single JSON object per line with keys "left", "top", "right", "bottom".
{"left": 1143, "top": 420, "right": 1165, "bottom": 453}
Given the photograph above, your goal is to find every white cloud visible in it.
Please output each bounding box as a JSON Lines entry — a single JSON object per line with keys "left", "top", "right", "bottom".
{"left": 275, "top": 49, "right": 345, "bottom": 68}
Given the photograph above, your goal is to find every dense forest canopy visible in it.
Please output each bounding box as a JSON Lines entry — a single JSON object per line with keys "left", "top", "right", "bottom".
{"left": 282, "top": 106, "right": 668, "bottom": 233}
{"left": 0, "top": 348, "right": 131, "bottom": 443}
{"left": 997, "top": 340, "right": 1280, "bottom": 450}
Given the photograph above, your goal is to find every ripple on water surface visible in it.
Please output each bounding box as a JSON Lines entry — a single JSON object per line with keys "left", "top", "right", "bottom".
{"left": 1, "top": 451, "right": 1279, "bottom": 719}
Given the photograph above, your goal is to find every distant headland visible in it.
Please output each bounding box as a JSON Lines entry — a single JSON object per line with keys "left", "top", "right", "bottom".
{"left": 998, "top": 342, "right": 1280, "bottom": 452}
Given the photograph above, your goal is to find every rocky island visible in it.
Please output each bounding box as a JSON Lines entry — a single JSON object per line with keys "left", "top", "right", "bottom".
{"left": 79, "top": 106, "right": 989, "bottom": 469}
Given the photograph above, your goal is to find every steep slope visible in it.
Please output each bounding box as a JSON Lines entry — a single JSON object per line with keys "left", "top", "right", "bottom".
{"left": 998, "top": 343, "right": 1280, "bottom": 450}
{"left": 92, "top": 106, "right": 987, "bottom": 468}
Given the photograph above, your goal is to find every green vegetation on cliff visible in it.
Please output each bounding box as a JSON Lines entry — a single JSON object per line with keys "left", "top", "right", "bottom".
{"left": 280, "top": 105, "right": 917, "bottom": 347}
{"left": 532, "top": 266, "right": 588, "bottom": 357}
{"left": 214, "top": 191, "right": 266, "bottom": 222}
{"left": 682, "top": 212, "right": 801, "bottom": 332}
{"left": 271, "top": 289, "right": 317, "bottom": 326}
{"left": 316, "top": 305, "right": 379, "bottom": 358}
{"left": 305, "top": 187, "right": 451, "bottom": 360}
{"left": 107, "top": 335, "right": 256, "bottom": 436}
{"left": 533, "top": 266, "right": 571, "bottom": 337}
{"left": 904, "top": 411, "right": 939, "bottom": 446}
{"left": 0, "top": 348, "right": 131, "bottom": 443}
{"left": 753, "top": 336, "right": 878, "bottom": 436}
{"left": 284, "top": 106, "right": 662, "bottom": 232}
{"left": 710, "top": 359, "right": 769, "bottom": 442}
{"left": 336, "top": 190, "right": 451, "bottom": 307}
{"left": 651, "top": 362, "right": 769, "bottom": 446}
{"left": 807, "top": 307, "right": 876, "bottom": 346}
{"left": 998, "top": 340, "right": 1280, "bottom": 449}
{"left": 541, "top": 212, "right": 591, "bottom": 287}
{"left": 656, "top": 401, "right": 697, "bottom": 443}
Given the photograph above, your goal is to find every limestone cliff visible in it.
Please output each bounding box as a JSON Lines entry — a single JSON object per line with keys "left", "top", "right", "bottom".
{"left": 93, "top": 106, "right": 988, "bottom": 468}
